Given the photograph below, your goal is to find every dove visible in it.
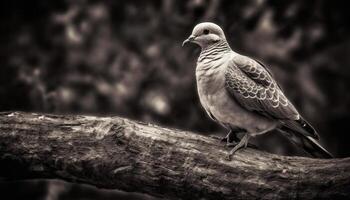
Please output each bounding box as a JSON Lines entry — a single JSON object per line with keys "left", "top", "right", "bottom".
{"left": 182, "top": 22, "right": 333, "bottom": 158}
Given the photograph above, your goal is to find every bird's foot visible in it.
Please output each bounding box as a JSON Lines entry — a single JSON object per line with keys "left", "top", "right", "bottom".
{"left": 209, "top": 135, "right": 241, "bottom": 149}
{"left": 209, "top": 135, "right": 225, "bottom": 141}
{"left": 221, "top": 136, "right": 228, "bottom": 143}
{"left": 225, "top": 141, "right": 258, "bottom": 150}
{"left": 209, "top": 134, "right": 234, "bottom": 143}
{"left": 227, "top": 134, "right": 251, "bottom": 160}
{"left": 212, "top": 134, "right": 239, "bottom": 146}
{"left": 226, "top": 141, "right": 238, "bottom": 147}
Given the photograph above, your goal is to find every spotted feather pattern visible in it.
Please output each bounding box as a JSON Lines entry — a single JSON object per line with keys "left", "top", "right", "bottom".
{"left": 225, "top": 55, "right": 300, "bottom": 120}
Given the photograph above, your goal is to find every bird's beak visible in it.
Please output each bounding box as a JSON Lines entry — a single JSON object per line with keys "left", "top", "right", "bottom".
{"left": 182, "top": 35, "right": 196, "bottom": 47}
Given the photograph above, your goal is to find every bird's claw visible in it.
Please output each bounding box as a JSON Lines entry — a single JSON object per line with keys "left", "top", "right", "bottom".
{"left": 226, "top": 141, "right": 238, "bottom": 147}
{"left": 221, "top": 136, "right": 240, "bottom": 147}
{"left": 225, "top": 154, "right": 232, "bottom": 161}
{"left": 209, "top": 135, "right": 224, "bottom": 141}
{"left": 221, "top": 136, "right": 228, "bottom": 143}
{"left": 209, "top": 135, "right": 233, "bottom": 144}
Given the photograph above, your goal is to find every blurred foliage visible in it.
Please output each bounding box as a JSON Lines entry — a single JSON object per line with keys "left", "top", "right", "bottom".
{"left": 1, "top": 0, "right": 350, "bottom": 199}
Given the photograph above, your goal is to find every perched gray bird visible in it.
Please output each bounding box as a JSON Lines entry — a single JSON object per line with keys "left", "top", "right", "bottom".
{"left": 183, "top": 22, "right": 333, "bottom": 158}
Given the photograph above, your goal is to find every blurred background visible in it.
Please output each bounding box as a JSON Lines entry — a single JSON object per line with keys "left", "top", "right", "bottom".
{"left": 1, "top": 0, "right": 350, "bottom": 199}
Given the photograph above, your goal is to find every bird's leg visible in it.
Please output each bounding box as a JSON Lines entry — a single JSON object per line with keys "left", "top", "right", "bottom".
{"left": 210, "top": 129, "right": 239, "bottom": 144}
{"left": 221, "top": 129, "right": 239, "bottom": 146}
{"left": 228, "top": 133, "right": 251, "bottom": 158}
{"left": 211, "top": 129, "right": 257, "bottom": 150}
{"left": 225, "top": 130, "right": 259, "bottom": 149}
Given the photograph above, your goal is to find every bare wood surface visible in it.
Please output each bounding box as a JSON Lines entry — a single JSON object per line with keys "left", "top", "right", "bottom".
{"left": 0, "top": 111, "right": 349, "bottom": 199}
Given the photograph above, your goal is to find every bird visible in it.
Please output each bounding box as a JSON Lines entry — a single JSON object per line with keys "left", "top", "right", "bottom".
{"left": 182, "top": 22, "right": 333, "bottom": 159}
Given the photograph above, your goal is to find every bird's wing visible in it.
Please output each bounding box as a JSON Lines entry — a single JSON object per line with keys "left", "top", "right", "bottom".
{"left": 224, "top": 55, "right": 320, "bottom": 139}
{"left": 224, "top": 55, "right": 299, "bottom": 120}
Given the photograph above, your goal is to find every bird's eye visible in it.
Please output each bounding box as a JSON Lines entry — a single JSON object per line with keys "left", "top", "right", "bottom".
{"left": 203, "top": 29, "right": 209, "bottom": 35}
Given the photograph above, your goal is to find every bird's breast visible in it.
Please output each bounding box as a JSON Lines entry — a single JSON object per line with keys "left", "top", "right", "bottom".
{"left": 195, "top": 57, "right": 228, "bottom": 122}
{"left": 196, "top": 56, "right": 227, "bottom": 93}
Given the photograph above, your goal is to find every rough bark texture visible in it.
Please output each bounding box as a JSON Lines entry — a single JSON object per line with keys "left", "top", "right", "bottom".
{"left": 0, "top": 112, "right": 349, "bottom": 200}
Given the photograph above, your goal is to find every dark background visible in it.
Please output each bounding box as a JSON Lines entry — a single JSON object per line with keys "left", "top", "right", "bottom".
{"left": 1, "top": 0, "right": 349, "bottom": 199}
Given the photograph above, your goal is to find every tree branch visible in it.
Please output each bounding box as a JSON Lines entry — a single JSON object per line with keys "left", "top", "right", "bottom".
{"left": 0, "top": 111, "right": 349, "bottom": 199}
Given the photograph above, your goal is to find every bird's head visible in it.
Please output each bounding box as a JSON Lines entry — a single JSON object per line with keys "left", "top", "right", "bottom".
{"left": 182, "top": 22, "right": 226, "bottom": 49}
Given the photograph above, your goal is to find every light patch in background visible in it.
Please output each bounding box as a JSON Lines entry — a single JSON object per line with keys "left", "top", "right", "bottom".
{"left": 143, "top": 91, "right": 170, "bottom": 116}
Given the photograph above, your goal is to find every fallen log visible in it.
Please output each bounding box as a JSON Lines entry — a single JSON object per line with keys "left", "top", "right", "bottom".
{"left": 0, "top": 112, "right": 349, "bottom": 199}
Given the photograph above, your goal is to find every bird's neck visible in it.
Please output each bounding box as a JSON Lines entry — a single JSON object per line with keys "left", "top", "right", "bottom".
{"left": 198, "top": 40, "right": 232, "bottom": 63}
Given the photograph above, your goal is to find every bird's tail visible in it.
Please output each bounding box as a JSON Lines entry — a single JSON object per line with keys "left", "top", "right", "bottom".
{"left": 278, "top": 127, "right": 333, "bottom": 159}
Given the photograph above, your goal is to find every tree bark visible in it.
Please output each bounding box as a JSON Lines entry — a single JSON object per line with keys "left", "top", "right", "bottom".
{"left": 0, "top": 111, "right": 349, "bottom": 200}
